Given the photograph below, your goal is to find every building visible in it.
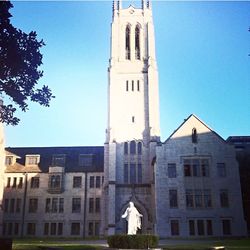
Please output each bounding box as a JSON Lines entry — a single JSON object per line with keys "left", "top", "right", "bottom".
{"left": 154, "top": 115, "right": 246, "bottom": 237}
{"left": 3, "top": 147, "right": 103, "bottom": 237}
{"left": 227, "top": 136, "right": 250, "bottom": 235}
{"left": 0, "top": 0, "right": 247, "bottom": 238}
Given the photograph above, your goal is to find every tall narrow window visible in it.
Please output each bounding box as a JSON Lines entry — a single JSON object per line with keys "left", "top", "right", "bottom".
{"left": 125, "top": 25, "right": 131, "bottom": 60}
{"left": 138, "top": 142, "right": 142, "bottom": 155}
{"left": 132, "top": 80, "right": 134, "bottom": 91}
{"left": 124, "top": 164, "right": 128, "bottom": 183}
{"left": 135, "top": 25, "right": 140, "bottom": 59}
{"left": 130, "top": 140, "right": 136, "bottom": 154}
{"left": 192, "top": 128, "right": 198, "bottom": 143}
{"left": 137, "top": 80, "right": 140, "bottom": 91}
{"left": 124, "top": 142, "right": 128, "bottom": 154}
{"left": 138, "top": 164, "right": 142, "bottom": 183}
{"left": 126, "top": 80, "right": 129, "bottom": 91}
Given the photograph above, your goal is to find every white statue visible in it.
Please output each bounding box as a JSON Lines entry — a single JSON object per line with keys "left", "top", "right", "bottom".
{"left": 121, "top": 201, "right": 143, "bottom": 235}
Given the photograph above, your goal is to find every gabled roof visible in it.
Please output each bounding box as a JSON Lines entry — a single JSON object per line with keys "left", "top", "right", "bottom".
{"left": 5, "top": 146, "right": 104, "bottom": 173}
{"left": 164, "top": 114, "right": 226, "bottom": 143}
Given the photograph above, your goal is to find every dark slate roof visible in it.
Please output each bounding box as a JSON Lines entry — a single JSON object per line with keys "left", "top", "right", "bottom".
{"left": 5, "top": 146, "right": 104, "bottom": 173}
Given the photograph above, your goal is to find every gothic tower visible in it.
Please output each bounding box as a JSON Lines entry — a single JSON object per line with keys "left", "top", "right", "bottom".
{"left": 102, "top": 0, "right": 160, "bottom": 235}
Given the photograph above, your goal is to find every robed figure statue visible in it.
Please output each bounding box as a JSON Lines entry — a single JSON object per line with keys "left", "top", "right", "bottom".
{"left": 121, "top": 201, "right": 143, "bottom": 235}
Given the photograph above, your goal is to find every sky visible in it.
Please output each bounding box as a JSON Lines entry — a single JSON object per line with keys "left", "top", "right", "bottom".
{"left": 4, "top": 1, "right": 250, "bottom": 147}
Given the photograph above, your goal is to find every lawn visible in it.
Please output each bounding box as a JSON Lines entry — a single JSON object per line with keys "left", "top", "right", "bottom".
{"left": 12, "top": 238, "right": 250, "bottom": 250}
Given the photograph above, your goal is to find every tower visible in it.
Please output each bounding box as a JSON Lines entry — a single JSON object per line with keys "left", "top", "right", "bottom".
{"left": 102, "top": 0, "right": 160, "bottom": 235}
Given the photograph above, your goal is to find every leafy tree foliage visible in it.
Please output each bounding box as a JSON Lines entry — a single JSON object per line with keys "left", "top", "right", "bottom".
{"left": 0, "top": 1, "right": 54, "bottom": 125}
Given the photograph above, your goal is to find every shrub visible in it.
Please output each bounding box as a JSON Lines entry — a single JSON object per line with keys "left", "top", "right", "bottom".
{"left": 107, "top": 234, "right": 159, "bottom": 249}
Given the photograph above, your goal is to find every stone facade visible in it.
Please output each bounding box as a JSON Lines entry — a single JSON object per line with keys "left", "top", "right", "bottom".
{"left": 103, "top": 0, "right": 160, "bottom": 236}
{"left": 154, "top": 115, "right": 247, "bottom": 237}
{"left": 2, "top": 147, "right": 103, "bottom": 237}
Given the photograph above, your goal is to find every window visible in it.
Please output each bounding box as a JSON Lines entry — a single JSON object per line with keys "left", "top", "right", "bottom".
{"left": 132, "top": 80, "right": 134, "bottom": 91}
{"left": 49, "top": 175, "right": 61, "bottom": 189}
{"left": 126, "top": 80, "right": 129, "bottom": 91}
{"left": 184, "top": 159, "right": 191, "bottom": 176}
{"left": 95, "top": 222, "right": 100, "bottom": 236}
{"left": 44, "top": 223, "right": 49, "bottom": 235}
{"left": 170, "top": 220, "right": 179, "bottom": 236}
{"left": 189, "top": 220, "right": 195, "bottom": 236}
{"left": 4, "top": 199, "right": 9, "bottom": 212}
{"left": 207, "top": 220, "right": 213, "bottom": 235}
{"left": 6, "top": 156, "right": 13, "bottom": 166}
{"left": 7, "top": 177, "right": 11, "bottom": 188}
{"left": 50, "top": 223, "right": 56, "bottom": 235}
{"left": 16, "top": 198, "right": 21, "bottom": 213}
{"left": 29, "top": 198, "right": 38, "bottom": 213}
{"left": 10, "top": 198, "right": 15, "bottom": 213}
{"left": 132, "top": 116, "right": 135, "bottom": 123}
{"left": 197, "top": 220, "right": 205, "bottom": 235}
{"left": 138, "top": 164, "right": 142, "bottom": 183}
{"left": 95, "top": 198, "right": 100, "bottom": 213}
{"left": 135, "top": 25, "right": 140, "bottom": 59}
{"left": 194, "top": 190, "right": 203, "bottom": 208}
{"left": 137, "top": 80, "right": 140, "bottom": 91}
{"left": 12, "top": 177, "right": 17, "bottom": 188}
{"left": 220, "top": 190, "right": 229, "bottom": 208}
{"left": 26, "top": 156, "right": 39, "bottom": 165}
{"left": 137, "top": 142, "right": 142, "bottom": 155}
{"left": 2, "top": 222, "right": 6, "bottom": 235}
{"left": 96, "top": 176, "right": 101, "bottom": 188}
{"left": 130, "top": 164, "right": 136, "bottom": 184}
{"left": 27, "top": 223, "right": 36, "bottom": 235}
{"left": 58, "top": 223, "right": 63, "bottom": 235}
{"left": 72, "top": 198, "right": 81, "bottom": 213}
{"left": 52, "top": 198, "right": 58, "bottom": 213}
{"left": 8, "top": 222, "right": 12, "bottom": 235}
{"left": 73, "top": 176, "right": 82, "bottom": 188}
{"left": 186, "top": 190, "right": 194, "bottom": 208}
{"left": 90, "top": 176, "right": 94, "bottom": 188}
{"left": 89, "top": 198, "right": 94, "bottom": 213}
{"left": 52, "top": 154, "right": 65, "bottom": 167}
{"left": 186, "top": 189, "right": 212, "bottom": 209}
{"left": 124, "top": 164, "right": 128, "bottom": 183}
{"left": 14, "top": 223, "right": 19, "bottom": 235}
{"left": 201, "top": 159, "right": 209, "bottom": 177}
{"left": 184, "top": 158, "right": 209, "bottom": 177}
{"left": 59, "top": 198, "right": 64, "bottom": 213}
{"left": 45, "top": 198, "right": 50, "bottom": 213}
{"left": 130, "top": 140, "right": 136, "bottom": 154}
{"left": 31, "top": 177, "right": 39, "bottom": 188}
{"left": 217, "top": 163, "right": 226, "bottom": 177}
{"left": 192, "top": 128, "right": 198, "bottom": 143}
{"left": 169, "top": 190, "right": 178, "bottom": 208}
{"left": 125, "top": 25, "right": 131, "bottom": 60}
{"left": 124, "top": 142, "right": 128, "bottom": 154}
{"left": 79, "top": 154, "right": 93, "bottom": 167}
{"left": 222, "top": 219, "right": 231, "bottom": 235}
{"left": 71, "top": 223, "right": 80, "bottom": 235}
{"left": 168, "top": 163, "right": 176, "bottom": 178}
{"left": 88, "top": 222, "right": 94, "bottom": 236}
{"left": 18, "top": 177, "right": 23, "bottom": 188}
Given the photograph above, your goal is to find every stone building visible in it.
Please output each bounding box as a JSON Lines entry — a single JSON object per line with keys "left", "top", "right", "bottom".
{"left": 154, "top": 115, "right": 246, "bottom": 237}
{"left": 0, "top": 0, "right": 247, "bottom": 238}
{"left": 2, "top": 147, "right": 103, "bottom": 237}
{"left": 227, "top": 136, "right": 250, "bottom": 235}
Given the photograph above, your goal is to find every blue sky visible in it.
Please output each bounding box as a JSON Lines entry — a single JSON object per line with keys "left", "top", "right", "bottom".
{"left": 5, "top": 1, "right": 250, "bottom": 147}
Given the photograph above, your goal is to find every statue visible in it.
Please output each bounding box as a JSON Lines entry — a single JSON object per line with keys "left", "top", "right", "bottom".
{"left": 121, "top": 201, "right": 143, "bottom": 235}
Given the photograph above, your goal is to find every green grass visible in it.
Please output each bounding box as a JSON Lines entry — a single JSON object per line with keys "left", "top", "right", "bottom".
{"left": 12, "top": 238, "right": 250, "bottom": 250}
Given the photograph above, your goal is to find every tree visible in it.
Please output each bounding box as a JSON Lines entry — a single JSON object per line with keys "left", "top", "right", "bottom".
{"left": 0, "top": 1, "right": 54, "bottom": 125}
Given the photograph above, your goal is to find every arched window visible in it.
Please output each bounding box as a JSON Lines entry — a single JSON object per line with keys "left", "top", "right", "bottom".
{"left": 135, "top": 25, "right": 140, "bottom": 59}
{"left": 138, "top": 142, "right": 142, "bottom": 155}
{"left": 130, "top": 140, "right": 136, "bottom": 154}
{"left": 124, "top": 142, "right": 128, "bottom": 154}
{"left": 192, "top": 128, "right": 197, "bottom": 143}
{"left": 125, "top": 25, "right": 131, "bottom": 60}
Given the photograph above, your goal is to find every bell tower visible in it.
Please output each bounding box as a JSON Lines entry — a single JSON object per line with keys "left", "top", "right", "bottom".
{"left": 102, "top": 0, "right": 160, "bottom": 235}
